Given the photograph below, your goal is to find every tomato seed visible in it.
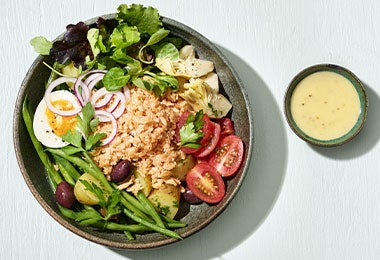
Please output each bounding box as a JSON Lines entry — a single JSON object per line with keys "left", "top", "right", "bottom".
{"left": 224, "top": 148, "right": 238, "bottom": 168}
{"left": 196, "top": 172, "right": 216, "bottom": 196}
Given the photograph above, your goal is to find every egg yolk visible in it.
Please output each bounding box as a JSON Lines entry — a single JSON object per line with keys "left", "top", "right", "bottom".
{"left": 45, "top": 100, "right": 77, "bottom": 136}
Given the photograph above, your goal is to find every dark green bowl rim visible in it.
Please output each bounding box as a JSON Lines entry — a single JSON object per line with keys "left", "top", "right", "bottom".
{"left": 284, "top": 64, "right": 368, "bottom": 147}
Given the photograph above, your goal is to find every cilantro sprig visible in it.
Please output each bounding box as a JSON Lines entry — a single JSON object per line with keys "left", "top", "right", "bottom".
{"left": 179, "top": 110, "right": 204, "bottom": 149}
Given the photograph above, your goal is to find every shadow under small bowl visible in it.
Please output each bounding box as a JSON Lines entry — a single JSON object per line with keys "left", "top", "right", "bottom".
{"left": 284, "top": 64, "right": 368, "bottom": 147}
{"left": 13, "top": 15, "right": 253, "bottom": 249}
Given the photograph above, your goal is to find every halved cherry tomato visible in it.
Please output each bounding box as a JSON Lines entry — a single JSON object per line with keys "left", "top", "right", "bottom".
{"left": 186, "top": 162, "right": 225, "bottom": 204}
{"left": 208, "top": 135, "right": 244, "bottom": 177}
{"left": 175, "top": 112, "right": 214, "bottom": 154}
{"left": 218, "top": 117, "right": 235, "bottom": 136}
{"left": 192, "top": 122, "right": 221, "bottom": 158}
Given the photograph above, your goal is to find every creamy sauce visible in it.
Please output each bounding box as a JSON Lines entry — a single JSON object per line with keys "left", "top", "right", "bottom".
{"left": 290, "top": 71, "right": 361, "bottom": 140}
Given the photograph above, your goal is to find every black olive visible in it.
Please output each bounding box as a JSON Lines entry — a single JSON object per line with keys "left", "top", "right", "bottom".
{"left": 183, "top": 187, "right": 202, "bottom": 204}
{"left": 55, "top": 181, "right": 75, "bottom": 208}
{"left": 110, "top": 160, "right": 132, "bottom": 183}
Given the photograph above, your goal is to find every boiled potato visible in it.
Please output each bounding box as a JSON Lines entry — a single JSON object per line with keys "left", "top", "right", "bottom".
{"left": 74, "top": 173, "right": 104, "bottom": 205}
{"left": 147, "top": 184, "right": 181, "bottom": 219}
{"left": 171, "top": 155, "right": 196, "bottom": 181}
{"left": 134, "top": 168, "right": 152, "bottom": 197}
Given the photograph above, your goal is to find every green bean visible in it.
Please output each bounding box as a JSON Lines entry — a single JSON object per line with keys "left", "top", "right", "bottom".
{"left": 123, "top": 208, "right": 182, "bottom": 240}
{"left": 101, "top": 222, "right": 150, "bottom": 233}
{"left": 53, "top": 154, "right": 81, "bottom": 182}
{"left": 115, "top": 185, "right": 146, "bottom": 213}
{"left": 80, "top": 152, "right": 155, "bottom": 221}
{"left": 22, "top": 97, "right": 62, "bottom": 189}
{"left": 137, "top": 191, "right": 165, "bottom": 228}
{"left": 157, "top": 214, "right": 187, "bottom": 229}
{"left": 124, "top": 231, "right": 135, "bottom": 240}
{"left": 48, "top": 148, "right": 150, "bottom": 220}
{"left": 53, "top": 155, "right": 75, "bottom": 186}
{"left": 59, "top": 205, "right": 149, "bottom": 234}
{"left": 47, "top": 147, "right": 183, "bottom": 239}
{"left": 58, "top": 204, "right": 79, "bottom": 219}
{"left": 48, "top": 148, "right": 112, "bottom": 190}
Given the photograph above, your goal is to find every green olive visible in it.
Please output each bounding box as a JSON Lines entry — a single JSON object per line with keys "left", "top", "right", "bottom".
{"left": 171, "top": 155, "right": 196, "bottom": 181}
{"left": 74, "top": 173, "right": 104, "bottom": 205}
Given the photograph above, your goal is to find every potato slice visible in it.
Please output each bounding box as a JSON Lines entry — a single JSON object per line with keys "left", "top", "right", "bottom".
{"left": 148, "top": 184, "right": 181, "bottom": 219}
{"left": 74, "top": 173, "right": 104, "bottom": 205}
{"left": 171, "top": 155, "right": 196, "bottom": 181}
{"left": 134, "top": 169, "right": 152, "bottom": 197}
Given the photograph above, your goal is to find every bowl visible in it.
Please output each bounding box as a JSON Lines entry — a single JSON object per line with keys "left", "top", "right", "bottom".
{"left": 284, "top": 64, "right": 368, "bottom": 147}
{"left": 13, "top": 14, "right": 253, "bottom": 249}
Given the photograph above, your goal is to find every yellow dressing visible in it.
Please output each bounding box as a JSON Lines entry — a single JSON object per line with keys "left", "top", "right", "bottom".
{"left": 45, "top": 100, "right": 77, "bottom": 136}
{"left": 290, "top": 71, "right": 361, "bottom": 140}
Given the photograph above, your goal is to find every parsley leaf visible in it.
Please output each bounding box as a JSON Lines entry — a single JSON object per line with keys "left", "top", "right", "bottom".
{"left": 61, "top": 102, "right": 105, "bottom": 151}
{"left": 85, "top": 133, "right": 106, "bottom": 151}
{"left": 61, "top": 129, "right": 83, "bottom": 148}
{"left": 179, "top": 110, "right": 205, "bottom": 149}
{"left": 77, "top": 102, "right": 96, "bottom": 136}
{"left": 75, "top": 208, "right": 104, "bottom": 225}
{"left": 79, "top": 180, "right": 122, "bottom": 221}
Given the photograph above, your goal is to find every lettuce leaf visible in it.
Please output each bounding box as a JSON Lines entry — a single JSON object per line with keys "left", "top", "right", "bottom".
{"left": 116, "top": 4, "right": 163, "bottom": 36}
{"left": 49, "top": 22, "right": 93, "bottom": 67}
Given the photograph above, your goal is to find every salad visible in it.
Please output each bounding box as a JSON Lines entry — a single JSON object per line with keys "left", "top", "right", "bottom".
{"left": 23, "top": 3, "right": 244, "bottom": 240}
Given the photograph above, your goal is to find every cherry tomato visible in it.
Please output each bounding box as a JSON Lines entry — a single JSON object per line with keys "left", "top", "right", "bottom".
{"left": 208, "top": 135, "right": 244, "bottom": 177}
{"left": 186, "top": 162, "right": 225, "bottom": 204}
{"left": 175, "top": 112, "right": 214, "bottom": 154}
{"left": 192, "top": 122, "right": 221, "bottom": 158}
{"left": 219, "top": 117, "right": 235, "bottom": 136}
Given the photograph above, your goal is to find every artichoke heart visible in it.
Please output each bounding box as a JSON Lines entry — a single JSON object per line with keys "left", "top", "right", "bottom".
{"left": 156, "top": 45, "right": 214, "bottom": 79}
{"left": 179, "top": 78, "right": 232, "bottom": 118}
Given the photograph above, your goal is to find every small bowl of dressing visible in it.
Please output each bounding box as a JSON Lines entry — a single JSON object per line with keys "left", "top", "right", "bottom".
{"left": 284, "top": 64, "right": 368, "bottom": 147}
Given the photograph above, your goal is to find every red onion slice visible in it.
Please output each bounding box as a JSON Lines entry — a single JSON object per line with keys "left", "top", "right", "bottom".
{"left": 74, "top": 79, "right": 90, "bottom": 107}
{"left": 123, "top": 85, "right": 131, "bottom": 100}
{"left": 87, "top": 74, "right": 105, "bottom": 92}
{"left": 84, "top": 72, "right": 104, "bottom": 86}
{"left": 90, "top": 87, "right": 114, "bottom": 108}
{"left": 109, "top": 91, "right": 126, "bottom": 119}
{"left": 73, "top": 70, "right": 107, "bottom": 106}
{"left": 44, "top": 77, "right": 82, "bottom": 116}
{"left": 95, "top": 110, "right": 117, "bottom": 146}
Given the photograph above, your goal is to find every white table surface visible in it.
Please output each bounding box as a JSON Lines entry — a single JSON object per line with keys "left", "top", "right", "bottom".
{"left": 2, "top": 0, "right": 380, "bottom": 259}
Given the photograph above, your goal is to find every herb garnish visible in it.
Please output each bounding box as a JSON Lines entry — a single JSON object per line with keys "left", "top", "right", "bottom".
{"left": 61, "top": 102, "right": 106, "bottom": 151}
{"left": 79, "top": 180, "right": 122, "bottom": 222}
{"left": 179, "top": 110, "right": 204, "bottom": 149}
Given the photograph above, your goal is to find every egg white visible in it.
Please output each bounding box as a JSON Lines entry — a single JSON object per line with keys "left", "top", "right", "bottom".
{"left": 33, "top": 90, "right": 81, "bottom": 148}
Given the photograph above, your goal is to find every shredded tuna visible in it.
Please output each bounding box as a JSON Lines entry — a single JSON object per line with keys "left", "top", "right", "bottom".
{"left": 92, "top": 86, "right": 190, "bottom": 194}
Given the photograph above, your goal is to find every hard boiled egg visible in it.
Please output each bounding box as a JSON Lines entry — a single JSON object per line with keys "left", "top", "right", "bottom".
{"left": 33, "top": 90, "right": 81, "bottom": 148}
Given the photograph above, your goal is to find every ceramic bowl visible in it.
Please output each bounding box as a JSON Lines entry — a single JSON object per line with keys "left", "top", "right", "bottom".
{"left": 13, "top": 14, "right": 253, "bottom": 249}
{"left": 284, "top": 64, "right": 368, "bottom": 147}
